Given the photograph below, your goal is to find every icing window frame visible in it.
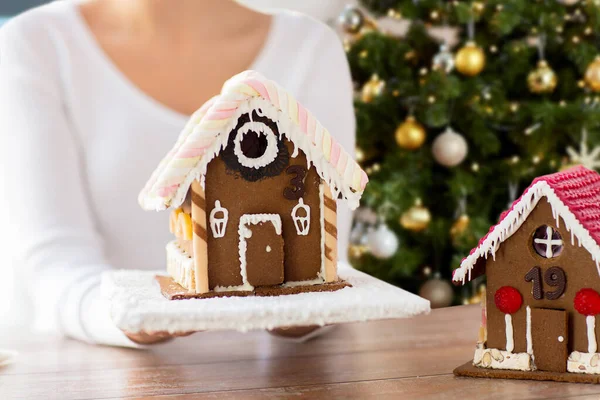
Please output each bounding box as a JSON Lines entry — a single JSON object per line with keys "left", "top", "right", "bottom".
{"left": 221, "top": 111, "right": 290, "bottom": 182}
{"left": 531, "top": 225, "right": 564, "bottom": 259}
{"left": 233, "top": 121, "right": 279, "bottom": 169}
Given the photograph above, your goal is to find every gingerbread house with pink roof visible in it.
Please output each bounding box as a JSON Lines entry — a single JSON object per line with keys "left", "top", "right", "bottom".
{"left": 453, "top": 166, "right": 600, "bottom": 382}
{"left": 139, "top": 70, "right": 367, "bottom": 298}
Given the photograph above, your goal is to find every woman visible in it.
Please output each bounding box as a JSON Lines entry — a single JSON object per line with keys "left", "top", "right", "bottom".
{"left": 0, "top": 0, "right": 355, "bottom": 346}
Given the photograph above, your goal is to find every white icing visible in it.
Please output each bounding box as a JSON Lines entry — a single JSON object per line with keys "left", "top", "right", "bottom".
{"left": 454, "top": 180, "right": 600, "bottom": 283}
{"left": 533, "top": 226, "right": 563, "bottom": 258}
{"left": 236, "top": 213, "right": 283, "bottom": 292}
{"left": 291, "top": 198, "right": 311, "bottom": 236}
{"left": 209, "top": 200, "right": 229, "bottom": 238}
{"left": 102, "top": 263, "right": 431, "bottom": 334}
{"left": 473, "top": 347, "right": 533, "bottom": 371}
{"left": 588, "top": 315, "right": 597, "bottom": 353}
{"left": 505, "top": 313, "right": 514, "bottom": 353}
{"left": 266, "top": 245, "right": 271, "bottom": 253}
{"left": 526, "top": 306, "right": 533, "bottom": 355}
{"left": 233, "top": 120, "right": 279, "bottom": 169}
{"left": 567, "top": 351, "right": 600, "bottom": 374}
{"left": 283, "top": 277, "right": 325, "bottom": 288}
{"left": 166, "top": 241, "right": 195, "bottom": 290}
{"left": 558, "top": 336, "right": 565, "bottom": 342}
{"left": 319, "top": 183, "right": 326, "bottom": 281}
{"left": 159, "top": 97, "right": 363, "bottom": 213}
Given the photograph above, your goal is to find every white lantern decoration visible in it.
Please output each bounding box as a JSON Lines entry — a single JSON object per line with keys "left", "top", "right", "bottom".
{"left": 209, "top": 200, "right": 229, "bottom": 238}
{"left": 291, "top": 198, "right": 311, "bottom": 235}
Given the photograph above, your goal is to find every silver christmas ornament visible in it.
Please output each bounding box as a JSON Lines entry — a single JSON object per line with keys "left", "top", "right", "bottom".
{"left": 338, "top": 6, "right": 365, "bottom": 34}
{"left": 432, "top": 127, "right": 469, "bottom": 167}
{"left": 350, "top": 221, "right": 369, "bottom": 246}
{"left": 419, "top": 274, "right": 454, "bottom": 309}
{"left": 367, "top": 224, "right": 399, "bottom": 259}
{"left": 432, "top": 44, "right": 455, "bottom": 74}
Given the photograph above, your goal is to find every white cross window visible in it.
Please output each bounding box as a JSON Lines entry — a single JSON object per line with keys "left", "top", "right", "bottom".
{"left": 533, "top": 225, "right": 563, "bottom": 259}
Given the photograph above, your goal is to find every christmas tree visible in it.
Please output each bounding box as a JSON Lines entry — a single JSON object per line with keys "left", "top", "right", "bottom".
{"left": 341, "top": 0, "right": 600, "bottom": 307}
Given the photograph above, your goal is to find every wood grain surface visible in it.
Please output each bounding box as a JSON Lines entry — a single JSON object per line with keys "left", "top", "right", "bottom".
{"left": 0, "top": 305, "right": 598, "bottom": 399}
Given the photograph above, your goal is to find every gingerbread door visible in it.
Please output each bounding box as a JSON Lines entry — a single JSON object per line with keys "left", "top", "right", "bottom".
{"left": 531, "top": 308, "right": 568, "bottom": 372}
{"left": 241, "top": 216, "right": 284, "bottom": 287}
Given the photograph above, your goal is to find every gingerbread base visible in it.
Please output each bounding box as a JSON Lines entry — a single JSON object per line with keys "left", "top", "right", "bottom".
{"left": 454, "top": 361, "right": 600, "bottom": 384}
{"left": 156, "top": 275, "right": 351, "bottom": 300}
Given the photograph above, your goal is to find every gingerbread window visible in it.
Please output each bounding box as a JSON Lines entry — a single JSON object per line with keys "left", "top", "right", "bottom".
{"left": 222, "top": 112, "right": 289, "bottom": 182}
{"left": 532, "top": 225, "right": 563, "bottom": 258}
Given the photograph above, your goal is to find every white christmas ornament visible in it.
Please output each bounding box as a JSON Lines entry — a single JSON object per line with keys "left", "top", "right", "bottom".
{"left": 432, "top": 127, "right": 469, "bottom": 167}
{"left": 367, "top": 224, "right": 399, "bottom": 259}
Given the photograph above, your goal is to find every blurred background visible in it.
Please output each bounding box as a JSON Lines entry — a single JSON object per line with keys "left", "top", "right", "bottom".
{"left": 2, "top": 0, "right": 600, "bottom": 312}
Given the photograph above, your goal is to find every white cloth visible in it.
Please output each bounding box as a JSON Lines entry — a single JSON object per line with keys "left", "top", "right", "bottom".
{"left": 0, "top": 1, "right": 355, "bottom": 347}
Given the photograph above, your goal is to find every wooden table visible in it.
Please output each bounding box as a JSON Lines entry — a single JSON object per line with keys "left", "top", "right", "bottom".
{"left": 1, "top": 305, "right": 598, "bottom": 399}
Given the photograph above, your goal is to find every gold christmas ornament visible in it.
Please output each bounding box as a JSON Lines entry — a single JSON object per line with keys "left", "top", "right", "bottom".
{"left": 361, "top": 74, "right": 385, "bottom": 103}
{"left": 527, "top": 60, "right": 558, "bottom": 94}
{"left": 455, "top": 41, "right": 486, "bottom": 76}
{"left": 400, "top": 199, "right": 432, "bottom": 232}
{"left": 467, "top": 284, "right": 486, "bottom": 305}
{"left": 585, "top": 56, "right": 600, "bottom": 92}
{"left": 395, "top": 116, "right": 426, "bottom": 150}
{"left": 355, "top": 147, "right": 365, "bottom": 163}
{"left": 450, "top": 214, "right": 470, "bottom": 238}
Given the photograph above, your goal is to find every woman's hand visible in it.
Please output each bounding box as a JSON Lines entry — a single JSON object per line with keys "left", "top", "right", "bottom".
{"left": 124, "top": 330, "right": 196, "bottom": 345}
{"left": 268, "top": 325, "right": 333, "bottom": 342}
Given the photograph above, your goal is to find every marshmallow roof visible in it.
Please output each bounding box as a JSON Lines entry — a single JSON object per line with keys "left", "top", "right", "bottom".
{"left": 139, "top": 71, "right": 367, "bottom": 211}
{"left": 453, "top": 166, "right": 600, "bottom": 284}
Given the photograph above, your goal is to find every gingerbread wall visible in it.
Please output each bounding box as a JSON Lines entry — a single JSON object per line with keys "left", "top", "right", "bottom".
{"left": 485, "top": 197, "right": 600, "bottom": 354}
{"left": 204, "top": 138, "right": 323, "bottom": 289}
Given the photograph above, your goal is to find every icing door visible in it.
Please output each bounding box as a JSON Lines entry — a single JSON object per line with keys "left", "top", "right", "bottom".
{"left": 242, "top": 217, "right": 284, "bottom": 287}
{"left": 531, "top": 308, "right": 568, "bottom": 372}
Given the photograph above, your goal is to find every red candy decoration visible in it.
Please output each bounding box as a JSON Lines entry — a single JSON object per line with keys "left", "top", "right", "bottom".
{"left": 574, "top": 288, "right": 600, "bottom": 316}
{"left": 494, "top": 286, "right": 523, "bottom": 314}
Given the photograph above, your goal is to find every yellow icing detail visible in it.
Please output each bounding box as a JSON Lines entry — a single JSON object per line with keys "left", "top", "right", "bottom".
{"left": 199, "top": 119, "right": 229, "bottom": 129}
{"left": 287, "top": 93, "right": 298, "bottom": 123}
{"left": 336, "top": 152, "right": 348, "bottom": 174}
{"left": 179, "top": 212, "right": 193, "bottom": 241}
{"left": 352, "top": 167, "right": 362, "bottom": 189}
{"left": 235, "top": 83, "right": 259, "bottom": 97}
{"left": 170, "top": 208, "right": 183, "bottom": 235}
{"left": 322, "top": 129, "right": 332, "bottom": 161}
{"left": 170, "top": 158, "right": 199, "bottom": 168}
{"left": 265, "top": 82, "right": 279, "bottom": 106}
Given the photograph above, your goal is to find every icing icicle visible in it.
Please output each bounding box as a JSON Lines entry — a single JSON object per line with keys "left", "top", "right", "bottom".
{"left": 526, "top": 306, "right": 533, "bottom": 355}
{"left": 588, "top": 315, "right": 597, "bottom": 354}
{"left": 505, "top": 314, "right": 514, "bottom": 353}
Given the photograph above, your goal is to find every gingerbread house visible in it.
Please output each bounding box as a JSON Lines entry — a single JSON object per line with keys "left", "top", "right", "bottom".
{"left": 453, "top": 166, "right": 600, "bottom": 382}
{"left": 139, "top": 71, "right": 367, "bottom": 298}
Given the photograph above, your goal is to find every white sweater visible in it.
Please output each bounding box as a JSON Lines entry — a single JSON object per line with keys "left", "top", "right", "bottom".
{"left": 0, "top": 1, "right": 355, "bottom": 346}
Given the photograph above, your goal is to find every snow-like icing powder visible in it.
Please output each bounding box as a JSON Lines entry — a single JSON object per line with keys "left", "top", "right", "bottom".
{"left": 101, "top": 263, "right": 431, "bottom": 334}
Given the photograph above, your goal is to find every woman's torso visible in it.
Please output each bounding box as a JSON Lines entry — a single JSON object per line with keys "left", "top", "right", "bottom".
{"left": 22, "top": 1, "right": 351, "bottom": 271}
